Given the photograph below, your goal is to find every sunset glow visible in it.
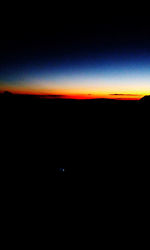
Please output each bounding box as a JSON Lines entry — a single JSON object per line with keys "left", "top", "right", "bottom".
{"left": 1, "top": 24, "right": 150, "bottom": 100}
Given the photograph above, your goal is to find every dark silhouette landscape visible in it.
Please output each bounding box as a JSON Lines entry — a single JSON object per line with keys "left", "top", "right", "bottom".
{"left": 1, "top": 92, "right": 150, "bottom": 179}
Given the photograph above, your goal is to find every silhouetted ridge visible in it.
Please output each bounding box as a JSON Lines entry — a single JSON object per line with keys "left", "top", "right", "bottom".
{"left": 140, "top": 95, "right": 150, "bottom": 103}
{"left": 3, "top": 91, "right": 13, "bottom": 96}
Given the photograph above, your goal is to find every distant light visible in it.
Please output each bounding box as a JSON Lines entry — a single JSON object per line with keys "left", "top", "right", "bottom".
{"left": 57, "top": 168, "right": 65, "bottom": 172}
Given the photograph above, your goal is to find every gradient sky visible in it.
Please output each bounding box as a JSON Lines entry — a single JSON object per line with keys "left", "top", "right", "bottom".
{"left": 1, "top": 17, "right": 150, "bottom": 99}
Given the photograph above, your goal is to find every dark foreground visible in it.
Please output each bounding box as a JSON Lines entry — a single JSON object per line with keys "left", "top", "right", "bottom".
{"left": 0, "top": 94, "right": 150, "bottom": 182}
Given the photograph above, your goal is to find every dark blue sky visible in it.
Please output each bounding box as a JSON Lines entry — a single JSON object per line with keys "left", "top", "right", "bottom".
{"left": 1, "top": 15, "right": 150, "bottom": 98}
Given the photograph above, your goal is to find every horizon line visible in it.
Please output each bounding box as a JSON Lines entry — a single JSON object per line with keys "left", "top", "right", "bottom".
{"left": 0, "top": 91, "right": 146, "bottom": 101}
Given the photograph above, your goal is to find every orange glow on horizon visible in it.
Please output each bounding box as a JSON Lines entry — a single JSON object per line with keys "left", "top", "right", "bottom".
{"left": 1, "top": 77, "right": 149, "bottom": 100}
{"left": 0, "top": 83, "right": 146, "bottom": 100}
{"left": 0, "top": 89, "right": 143, "bottom": 100}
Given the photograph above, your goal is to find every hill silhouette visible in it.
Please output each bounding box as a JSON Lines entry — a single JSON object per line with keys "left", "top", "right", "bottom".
{"left": 3, "top": 91, "right": 13, "bottom": 96}
{"left": 139, "top": 95, "right": 150, "bottom": 103}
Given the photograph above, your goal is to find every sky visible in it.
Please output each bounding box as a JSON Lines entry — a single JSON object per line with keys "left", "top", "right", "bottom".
{"left": 1, "top": 15, "right": 150, "bottom": 100}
